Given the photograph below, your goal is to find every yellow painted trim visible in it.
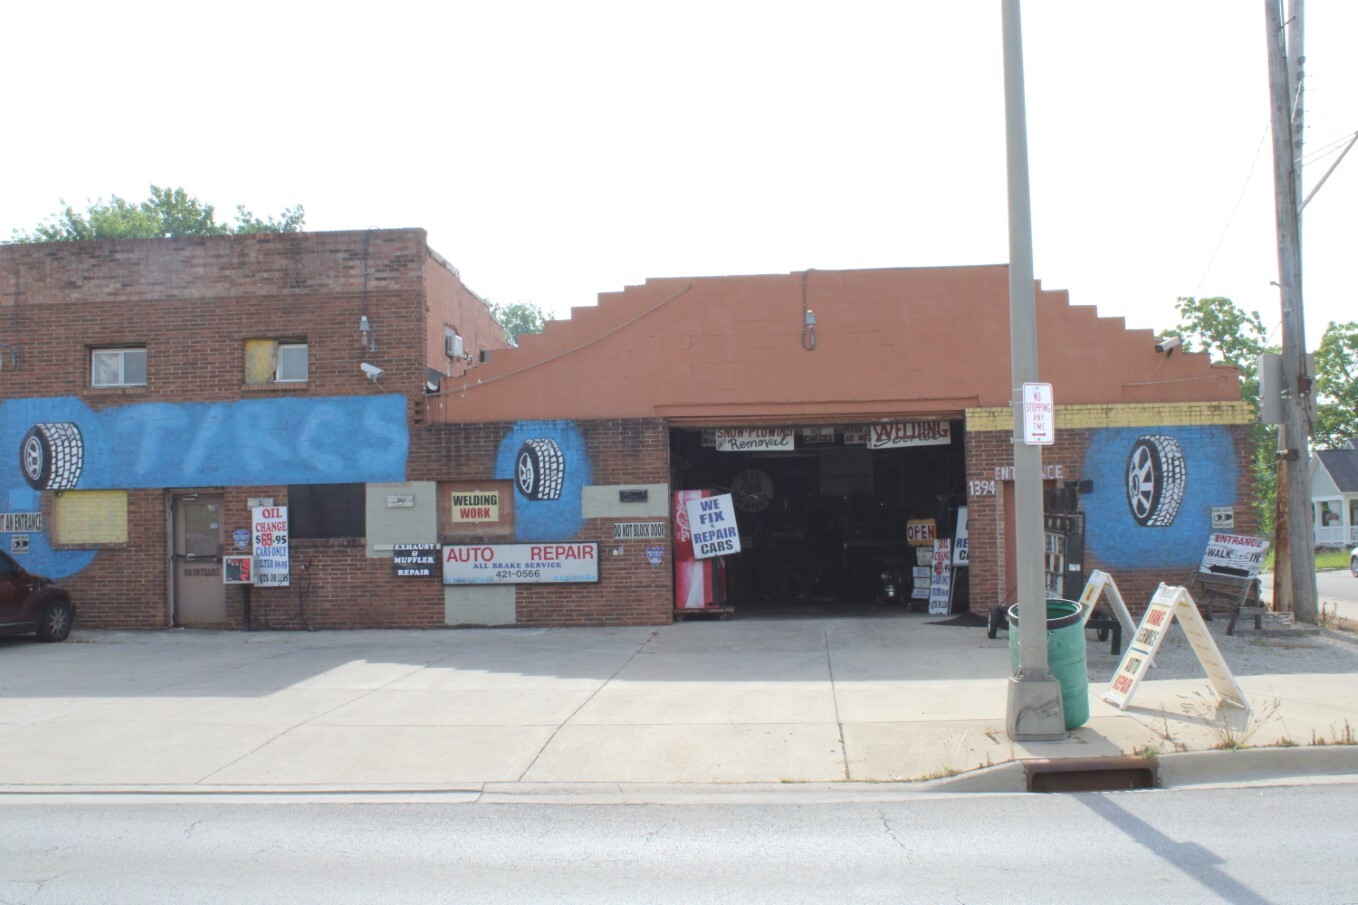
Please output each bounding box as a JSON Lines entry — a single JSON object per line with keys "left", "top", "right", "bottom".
{"left": 965, "top": 401, "right": 1254, "bottom": 432}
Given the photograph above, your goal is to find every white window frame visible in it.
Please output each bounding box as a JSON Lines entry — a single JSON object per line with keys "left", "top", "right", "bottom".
{"left": 276, "top": 343, "right": 308, "bottom": 383}
{"left": 91, "top": 348, "right": 147, "bottom": 387}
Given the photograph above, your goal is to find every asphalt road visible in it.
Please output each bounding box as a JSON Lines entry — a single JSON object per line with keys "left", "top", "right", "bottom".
{"left": 3, "top": 783, "right": 1355, "bottom": 904}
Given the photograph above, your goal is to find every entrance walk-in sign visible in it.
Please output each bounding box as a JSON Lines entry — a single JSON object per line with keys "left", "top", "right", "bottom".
{"left": 1103, "top": 583, "right": 1249, "bottom": 718}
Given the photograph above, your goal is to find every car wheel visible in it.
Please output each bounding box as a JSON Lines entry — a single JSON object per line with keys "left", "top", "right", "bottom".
{"left": 1352, "top": 556, "right": 1358, "bottom": 579}
{"left": 515, "top": 439, "right": 564, "bottom": 501}
{"left": 20, "top": 422, "right": 85, "bottom": 491}
{"left": 1125, "top": 435, "right": 1186, "bottom": 527}
{"left": 37, "top": 599, "right": 73, "bottom": 642}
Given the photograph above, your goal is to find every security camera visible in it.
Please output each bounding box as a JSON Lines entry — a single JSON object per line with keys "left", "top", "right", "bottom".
{"left": 1155, "top": 336, "right": 1181, "bottom": 354}
{"left": 361, "top": 362, "right": 384, "bottom": 380}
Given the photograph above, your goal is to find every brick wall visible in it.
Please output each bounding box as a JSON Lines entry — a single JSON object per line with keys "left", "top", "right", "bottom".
{"left": 964, "top": 402, "right": 1258, "bottom": 617}
{"left": 419, "top": 418, "right": 674, "bottom": 626}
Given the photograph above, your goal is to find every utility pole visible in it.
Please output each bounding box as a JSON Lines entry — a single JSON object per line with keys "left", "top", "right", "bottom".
{"left": 1001, "top": 0, "right": 1064, "bottom": 740}
{"left": 1264, "top": 0, "right": 1318, "bottom": 624}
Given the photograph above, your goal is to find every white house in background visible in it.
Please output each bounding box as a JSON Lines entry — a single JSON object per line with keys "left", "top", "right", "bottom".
{"left": 1311, "top": 440, "right": 1358, "bottom": 547}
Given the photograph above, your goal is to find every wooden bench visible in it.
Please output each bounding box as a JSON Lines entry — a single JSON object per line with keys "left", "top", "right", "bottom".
{"left": 1186, "top": 568, "right": 1265, "bottom": 636}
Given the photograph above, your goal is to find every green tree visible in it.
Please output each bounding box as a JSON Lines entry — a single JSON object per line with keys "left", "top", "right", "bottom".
{"left": 9, "top": 186, "right": 305, "bottom": 243}
{"left": 1161, "top": 296, "right": 1278, "bottom": 531}
{"left": 489, "top": 301, "right": 549, "bottom": 346}
{"left": 1313, "top": 320, "right": 1358, "bottom": 449}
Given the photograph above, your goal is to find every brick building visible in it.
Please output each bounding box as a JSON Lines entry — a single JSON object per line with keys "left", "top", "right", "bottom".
{"left": 0, "top": 233, "right": 1255, "bottom": 629}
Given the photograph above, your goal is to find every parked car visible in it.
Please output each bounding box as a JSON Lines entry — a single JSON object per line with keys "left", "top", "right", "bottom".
{"left": 1351, "top": 546, "right": 1358, "bottom": 579}
{"left": 0, "top": 550, "right": 74, "bottom": 641}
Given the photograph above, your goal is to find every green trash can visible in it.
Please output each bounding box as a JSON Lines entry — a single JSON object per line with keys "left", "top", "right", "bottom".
{"left": 1007, "top": 599, "right": 1089, "bottom": 730}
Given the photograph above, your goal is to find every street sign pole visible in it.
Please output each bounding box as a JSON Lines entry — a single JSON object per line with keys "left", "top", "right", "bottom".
{"left": 1002, "top": 0, "right": 1065, "bottom": 740}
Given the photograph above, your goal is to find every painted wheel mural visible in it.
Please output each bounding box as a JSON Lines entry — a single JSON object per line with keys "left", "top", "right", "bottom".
{"left": 1125, "top": 435, "right": 1186, "bottom": 527}
{"left": 516, "top": 438, "right": 565, "bottom": 501}
{"left": 20, "top": 422, "right": 85, "bottom": 491}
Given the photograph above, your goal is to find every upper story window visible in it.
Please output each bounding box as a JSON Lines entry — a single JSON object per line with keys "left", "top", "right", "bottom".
{"left": 276, "top": 343, "right": 308, "bottom": 382}
{"left": 245, "top": 339, "right": 308, "bottom": 385}
{"left": 91, "top": 348, "right": 147, "bottom": 387}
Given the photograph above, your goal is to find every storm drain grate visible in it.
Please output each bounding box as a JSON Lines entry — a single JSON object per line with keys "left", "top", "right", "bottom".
{"left": 1023, "top": 756, "right": 1158, "bottom": 793}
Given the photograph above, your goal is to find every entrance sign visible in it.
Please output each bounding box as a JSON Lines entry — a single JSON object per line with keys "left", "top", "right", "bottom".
{"left": 1021, "top": 382, "right": 1054, "bottom": 445}
{"left": 1104, "top": 584, "right": 1248, "bottom": 716}
{"left": 1201, "top": 533, "right": 1269, "bottom": 575}
{"left": 684, "top": 493, "right": 741, "bottom": 560}
{"left": 928, "top": 539, "right": 953, "bottom": 614}
{"left": 251, "top": 506, "right": 290, "bottom": 587}
{"left": 443, "top": 542, "right": 600, "bottom": 584}
{"left": 714, "top": 428, "right": 794, "bottom": 452}
{"left": 867, "top": 421, "right": 951, "bottom": 449}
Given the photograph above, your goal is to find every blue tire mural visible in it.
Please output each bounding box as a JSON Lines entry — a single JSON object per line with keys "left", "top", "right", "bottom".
{"left": 1083, "top": 426, "right": 1235, "bottom": 570}
{"left": 1125, "top": 435, "right": 1186, "bottom": 527}
{"left": 496, "top": 421, "right": 591, "bottom": 541}
{"left": 20, "top": 422, "right": 85, "bottom": 491}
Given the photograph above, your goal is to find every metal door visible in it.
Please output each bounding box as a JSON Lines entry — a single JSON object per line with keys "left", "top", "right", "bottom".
{"left": 173, "top": 494, "right": 226, "bottom": 625}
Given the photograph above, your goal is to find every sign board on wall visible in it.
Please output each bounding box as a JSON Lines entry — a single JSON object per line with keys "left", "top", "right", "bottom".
{"left": 393, "top": 544, "right": 439, "bottom": 577}
{"left": 867, "top": 422, "right": 951, "bottom": 450}
{"left": 684, "top": 493, "right": 742, "bottom": 560}
{"left": 1, "top": 513, "right": 42, "bottom": 532}
{"left": 714, "top": 428, "right": 795, "bottom": 452}
{"left": 443, "top": 543, "right": 600, "bottom": 584}
{"left": 251, "top": 506, "right": 290, "bottom": 587}
{"left": 613, "top": 521, "right": 668, "bottom": 540}
{"left": 450, "top": 490, "right": 501, "bottom": 523}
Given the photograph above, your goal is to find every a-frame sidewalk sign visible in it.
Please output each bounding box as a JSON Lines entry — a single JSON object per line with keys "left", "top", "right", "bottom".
{"left": 1102, "top": 583, "right": 1250, "bottom": 719}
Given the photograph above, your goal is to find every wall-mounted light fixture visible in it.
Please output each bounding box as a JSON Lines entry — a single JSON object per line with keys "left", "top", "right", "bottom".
{"left": 801, "top": 270, "right": 817, "bottom": 351}
{"left": 360, "top": 316, "right": 378, "bottom": 355}
{"left": 802, "top": 308, "right": 817, "bottom": 351}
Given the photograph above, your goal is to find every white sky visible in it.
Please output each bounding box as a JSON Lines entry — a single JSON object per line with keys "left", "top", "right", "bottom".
{"left": 4, "top": 1, "right": 1355, "bottom": 347}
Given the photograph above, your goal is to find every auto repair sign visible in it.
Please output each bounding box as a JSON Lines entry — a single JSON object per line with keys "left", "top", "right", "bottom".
{"left": 443, "top": 543, "right": 600, "bottom": 584}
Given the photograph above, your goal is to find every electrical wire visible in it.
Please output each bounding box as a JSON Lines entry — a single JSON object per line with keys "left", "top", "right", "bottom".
{"left": 1193, "top": 125, "right": 1270, "bottom": 299}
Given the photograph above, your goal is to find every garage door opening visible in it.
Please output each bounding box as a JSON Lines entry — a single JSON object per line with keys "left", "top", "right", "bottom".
{"left": 670, "top": 423, "right": 968, "bottom": 617}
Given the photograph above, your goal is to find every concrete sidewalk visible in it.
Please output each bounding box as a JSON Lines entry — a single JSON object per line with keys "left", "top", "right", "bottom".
{"left": 2, "top": 614, "right": 1357, "bottom": 797}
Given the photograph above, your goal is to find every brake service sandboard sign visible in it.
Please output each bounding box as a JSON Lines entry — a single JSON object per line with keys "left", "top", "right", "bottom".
{"left": 443, "top": 543, "right": 600, "bottom": 584}
{"left": 1103, "top": 583, "right": 1248, "bottom": 716}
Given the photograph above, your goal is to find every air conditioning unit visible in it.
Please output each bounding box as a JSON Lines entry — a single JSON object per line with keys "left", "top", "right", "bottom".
{"left": 445, "top": 332, "right": 463, "bottom": 359}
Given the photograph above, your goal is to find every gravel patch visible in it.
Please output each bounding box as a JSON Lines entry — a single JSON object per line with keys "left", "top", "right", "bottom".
{"left": 1083, "top": 614, "right": 1358, "bottom": 680}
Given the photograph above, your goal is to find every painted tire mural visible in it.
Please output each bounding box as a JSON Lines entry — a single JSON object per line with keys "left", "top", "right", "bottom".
{"left": 1125, "top": 435, "right": 1186, "bottom": 527}
{"left": 20, "top": 422, "right": 85, "bottom": 491}
{"left": 516, "top": 438, "right": 565, "bottom": 501}
{"left": 730, "top": 468, "right": 773, "bottom": 513}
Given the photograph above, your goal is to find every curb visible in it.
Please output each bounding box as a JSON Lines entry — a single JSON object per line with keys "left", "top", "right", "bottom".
{"left": 1, "top": 748, "right": 1355, "bottom": 804}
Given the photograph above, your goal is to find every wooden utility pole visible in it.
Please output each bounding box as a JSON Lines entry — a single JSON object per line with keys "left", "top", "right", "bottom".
{"left": 1264, "top": 0, "right": 1318, "bottom": 624}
